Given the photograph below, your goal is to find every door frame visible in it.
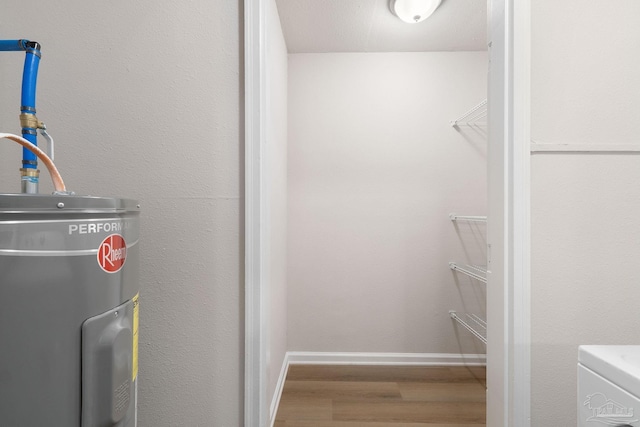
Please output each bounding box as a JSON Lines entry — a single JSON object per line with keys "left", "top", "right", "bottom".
{"left": 243, "top": 0, "right": 531, "bottom": 425}
{"left": 486, "top": 0, "right": 531, "bottom": 425}
{"left": 244, "top": 0, "right": 268, "bottom": 426}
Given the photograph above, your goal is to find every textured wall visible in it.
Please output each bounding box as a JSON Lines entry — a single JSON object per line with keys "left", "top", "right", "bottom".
{"left": 0, "top": 1, "right": 243, "bottom": 426}
{"left": 266, "top": 0, "right": 289, "bottom": 414}
{"left": 287, "top": 52, "right": 488, "bottom": 354}
{"left": 530, "top": 0, "right": 640, "bottom": 425}
{"left": 531, "top": 156, "right": 640, "bottom": 425}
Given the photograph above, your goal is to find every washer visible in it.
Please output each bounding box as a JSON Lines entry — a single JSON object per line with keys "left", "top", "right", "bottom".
{"left": 578, "top": 346, "right": 640, "bottom": 427}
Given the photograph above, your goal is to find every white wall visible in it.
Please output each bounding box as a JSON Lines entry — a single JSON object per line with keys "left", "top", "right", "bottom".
{"left": 265, "top": 0, "right": 289, "bottom": 412}
{"left": 287, "top": 52, "right": 488, "bottom": 354}
{"left": 0, "top": 2, "right": 243, "bottom": 425}
{"left": 530, "top": 1, "right": 640, "bottom": 424}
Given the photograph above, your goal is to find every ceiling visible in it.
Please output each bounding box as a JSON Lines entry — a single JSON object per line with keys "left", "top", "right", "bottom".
{"left": 274, "top": 0, "right": 487, "bottom": 53}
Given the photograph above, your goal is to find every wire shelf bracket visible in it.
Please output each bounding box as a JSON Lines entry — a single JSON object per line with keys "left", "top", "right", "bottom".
{"left": 450, "top": 99, "right": 487, "bottom": 127}
{"left": 450, "top": 311, "right": 487, "bottom": 344}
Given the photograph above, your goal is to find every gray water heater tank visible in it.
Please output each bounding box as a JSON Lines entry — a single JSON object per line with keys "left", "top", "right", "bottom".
{"left": 0, "top": 194, "right": 140, "bottom": 427}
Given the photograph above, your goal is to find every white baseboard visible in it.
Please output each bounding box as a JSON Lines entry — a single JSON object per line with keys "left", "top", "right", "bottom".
{"left": 269, "top": 355, "right": 290, "bottom": 427}
{"left": 287, "top": 351, "right": 486, "bottom": 366}
{"left": 268, "top": 351, "right": 486, "bottom": 426}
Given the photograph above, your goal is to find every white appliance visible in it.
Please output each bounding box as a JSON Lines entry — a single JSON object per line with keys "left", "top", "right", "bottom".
{"left": 578, "top": 346, "right": 640, "bottom": 427}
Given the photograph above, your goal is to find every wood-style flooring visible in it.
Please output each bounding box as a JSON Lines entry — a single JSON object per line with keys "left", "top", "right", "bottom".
{"left": 274, "top": 365, "right": 486, "bottom": 426}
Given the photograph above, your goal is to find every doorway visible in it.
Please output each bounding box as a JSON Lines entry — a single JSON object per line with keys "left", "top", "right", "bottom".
{"left": 244, "top": 1, "right": 531, "bottom": 426}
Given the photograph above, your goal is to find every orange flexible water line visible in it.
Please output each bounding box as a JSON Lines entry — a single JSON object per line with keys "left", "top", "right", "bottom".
{"left": 0, "top": 132, "right": 66, "bottom": 192}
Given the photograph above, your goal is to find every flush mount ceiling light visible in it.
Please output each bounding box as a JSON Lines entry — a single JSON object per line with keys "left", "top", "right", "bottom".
{"left": 389, "top": 0, "right": 442, "bottom": 24}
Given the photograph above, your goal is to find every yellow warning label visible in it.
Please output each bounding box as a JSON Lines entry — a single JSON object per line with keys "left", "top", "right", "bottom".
{"left": 132, "top": 292, "right": 139, "bottom": 381}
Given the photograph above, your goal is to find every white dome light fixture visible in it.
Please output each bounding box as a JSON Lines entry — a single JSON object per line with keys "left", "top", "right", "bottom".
{"left": 389, "top": 0, "right": 442, "bottom": 24}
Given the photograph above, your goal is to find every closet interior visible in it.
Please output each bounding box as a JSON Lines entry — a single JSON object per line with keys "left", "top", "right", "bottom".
{"left": 268, "top": 0, "right": 490, "bottom": 423}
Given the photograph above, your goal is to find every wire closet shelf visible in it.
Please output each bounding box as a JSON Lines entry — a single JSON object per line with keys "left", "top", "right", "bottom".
{"left": 449, "top": 262, "right": 487, "bottom": 284}
{"left": 449, "top": 213, "right": 487, "bottom": 222}
{"left": 448, "top": 211, "right": 487, "bottom": 345}
{"left": 450, "top": 99, "right": 487, "bottom": 127}
{"left": 450, "top": 311, "right": 487, "bottom": 344}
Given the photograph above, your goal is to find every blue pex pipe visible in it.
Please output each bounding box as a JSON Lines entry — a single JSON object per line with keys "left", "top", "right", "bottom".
{"left": 20, "top": 45, "right": 41, "bottom": 169}
{"left": 0, "top": 40, "right": 24, "bottom": 51}
{"left": 0, "top": 40, "right": 41, "bottom": 170}
{"left": 0, "top": 39, "right": 42, "bottom": 193}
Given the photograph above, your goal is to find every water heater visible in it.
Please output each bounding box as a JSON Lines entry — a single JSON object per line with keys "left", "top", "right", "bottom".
{"left": 0, "top": 195, "right": 140, "bottom": 426}
{"left": 0, "top": 39, "right": 140, "bottom": 427}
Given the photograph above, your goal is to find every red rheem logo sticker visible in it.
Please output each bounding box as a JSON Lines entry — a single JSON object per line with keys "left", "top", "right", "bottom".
{"left": 97, "top": 234, "right": 127, "bottom": 273}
